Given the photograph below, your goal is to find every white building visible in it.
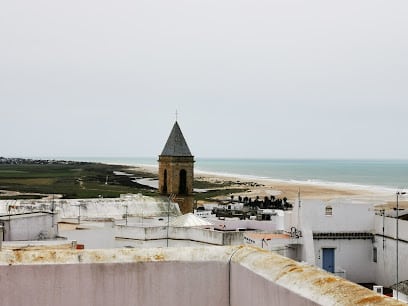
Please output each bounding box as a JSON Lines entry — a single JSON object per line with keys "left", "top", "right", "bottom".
{"left": 297, "top": 199, "right": 376, "bottom": 283}
{"left": 289, "top": 197, "right": 408, "bottom": 300}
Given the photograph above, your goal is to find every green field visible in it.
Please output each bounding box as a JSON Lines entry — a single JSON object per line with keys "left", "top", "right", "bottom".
{"left": 0, "top": 163, "right": 157, "bottom": 199}
{"left": 0, "top": 162, "right": 246, "bottom": 202}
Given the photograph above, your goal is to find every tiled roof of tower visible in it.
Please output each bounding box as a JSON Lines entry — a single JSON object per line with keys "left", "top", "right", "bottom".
{"left": 160, "top": 121, "right": 193, "bottom": 157}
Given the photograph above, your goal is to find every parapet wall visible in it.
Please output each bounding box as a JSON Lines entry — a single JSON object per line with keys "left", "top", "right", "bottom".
{"left": 0, "top": 246, "right": 403, "bottom": 306}
{"left": 115, "top": 225, "right": 244, "bottom": 246}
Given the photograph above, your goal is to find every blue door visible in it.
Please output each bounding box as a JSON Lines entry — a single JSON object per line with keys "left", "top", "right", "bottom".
{"left": 322, "top": 248, "right": 335, "bottom": 273}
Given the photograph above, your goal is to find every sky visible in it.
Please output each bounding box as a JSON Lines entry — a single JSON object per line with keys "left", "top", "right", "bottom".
{"left": 1, "top": 0, "right": 407, "bottom": 159}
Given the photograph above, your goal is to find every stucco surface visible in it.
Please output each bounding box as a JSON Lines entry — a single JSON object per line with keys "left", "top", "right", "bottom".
{"left": 0, "top": 246, "right": 403, "bottom": 306}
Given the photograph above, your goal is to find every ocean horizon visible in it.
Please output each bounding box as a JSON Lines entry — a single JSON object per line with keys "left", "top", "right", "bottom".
{"left": 43, "top": 157, "right": 408, "bottom": 192}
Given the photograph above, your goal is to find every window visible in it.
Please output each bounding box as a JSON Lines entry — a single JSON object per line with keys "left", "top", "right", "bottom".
{"left": 373, "top": 247, "right": 377, "bottom": 263}
{"left": 325, "top": 205, "right": 333, "bottom": 216}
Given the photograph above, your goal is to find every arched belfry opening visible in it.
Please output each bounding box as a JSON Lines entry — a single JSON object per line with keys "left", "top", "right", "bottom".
{"left": 179, "top": 169, "right": 187, "bottom": 194}
{"left": 158, "top": 121, "right": 194, "bottom": 213}
{"left": 163, "top": 169, "right": 168, "bottom": 194}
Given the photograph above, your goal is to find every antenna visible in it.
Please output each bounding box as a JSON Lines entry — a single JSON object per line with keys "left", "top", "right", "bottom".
{"left": 175, "top": 110, "right": 178, "bottom": 121}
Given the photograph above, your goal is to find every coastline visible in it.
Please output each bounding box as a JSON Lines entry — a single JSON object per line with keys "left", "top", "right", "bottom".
{"left": 127, "top": 163, "right": 399, "bottom": 206}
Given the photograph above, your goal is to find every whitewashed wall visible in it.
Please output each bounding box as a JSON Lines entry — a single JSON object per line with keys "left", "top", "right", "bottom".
{"left": 373, "top": 216, "right": 408, "bottom": 287}
{"left": 313, "top": 239, "right": 376, "bottom": 283}
{"left": 0, "top": 195, "right": 180, "bottom": 219}
{"left": 60, "top": 227, "right": 116, "bottom": 249}
{"left": 60, "top": 224, "right": 244, "bottom": 249}
{"left": 300, "top": 200, "right": 375, "bottom": 233}
{"left": 375, "top": 214, "right": 408, "bottom": 241}
{"left": 2, "top": 213, "right": 57, "bottom": 241}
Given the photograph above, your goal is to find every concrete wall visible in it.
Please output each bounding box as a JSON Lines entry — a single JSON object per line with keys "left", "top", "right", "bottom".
{"left": 60, "top": 227, "right": 116, "bottom": 249}
{"left": 231, "top": 263, "right": 320, "bottom": 306}
{"left": 211, "top": 218, "right": 284, "bottom": 231}
{"left": 115, "top": 225, "right": 244, "bottom": 246}
{"left": 115, "top": 237, "right": 212, "bottom": 248}
{"left": 0, "top": 246, "right": 401, "bottom": 306}
{"left": 0, "top": 262, "right": 228, "bottom": 306}
{"left": 1, "top": 213, "right": 57, "bottom": 241}
{"left": 0, "top": 195, "right": 180, "bottom": 219}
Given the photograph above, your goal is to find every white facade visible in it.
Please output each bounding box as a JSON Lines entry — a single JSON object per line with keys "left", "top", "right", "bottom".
{"left": 300, "top": 199, "right": 375, "bottom": 233}
{"left": 373, "top": 214, "right": 408, "bottom": 288}
{"left": 313, "top": 238, "right": 375, "bottom": 282}
{"left": 294, "top": 198, "right": 408, "bottom": 296}
{"left": 0, "top": 212, "right": 57, "bottom": 241}
{"left": 297, "top": 199, "right": 376, "bottom": 283}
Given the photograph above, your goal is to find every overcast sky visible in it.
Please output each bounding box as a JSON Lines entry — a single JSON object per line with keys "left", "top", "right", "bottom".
{"left": 1, "top": 0, "right": 407, "bottom": 159}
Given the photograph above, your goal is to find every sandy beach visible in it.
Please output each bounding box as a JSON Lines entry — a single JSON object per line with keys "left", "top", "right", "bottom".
{"left": 131, "top": 164, "right": 404, "bottom": 208}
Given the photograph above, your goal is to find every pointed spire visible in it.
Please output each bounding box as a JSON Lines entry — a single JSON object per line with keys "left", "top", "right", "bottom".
{"left": 160, "top": 121, "right": 193, "bottom": 157}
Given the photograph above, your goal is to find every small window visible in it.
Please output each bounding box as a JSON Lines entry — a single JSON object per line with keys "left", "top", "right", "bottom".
{"left": 373, "top": 247, "right": 377, "bottom": 263}
{"left": 325, "top": 205, "right": 333, "bottom": 216}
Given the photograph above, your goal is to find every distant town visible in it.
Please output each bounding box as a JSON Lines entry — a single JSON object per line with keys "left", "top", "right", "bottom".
{"left": 0, "top": 157, "right": 88, "bottom": 165}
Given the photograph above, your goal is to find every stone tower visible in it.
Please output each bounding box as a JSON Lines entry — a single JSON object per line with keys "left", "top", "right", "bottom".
{"left": 158, "top": 121, "right": 194, "bottom": 214}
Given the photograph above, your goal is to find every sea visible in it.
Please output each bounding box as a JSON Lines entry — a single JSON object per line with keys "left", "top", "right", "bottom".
{"left": 58, "top": 157, "right": 408, "bottom": 192}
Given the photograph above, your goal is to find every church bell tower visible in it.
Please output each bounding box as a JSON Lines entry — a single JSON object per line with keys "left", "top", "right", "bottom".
{"left": 158, "top": 121, "right": 194, "bottom": 214}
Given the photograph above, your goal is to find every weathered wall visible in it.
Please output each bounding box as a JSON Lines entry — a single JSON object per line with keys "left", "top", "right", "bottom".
{"left": 59, "top": 224, "right": 243, "bottom": 249}
{"left": 0, "top": 195, "right": 180, "bottom": 219}
{"left": 115, "top": 237, "right": 212, "bottom": 248}
{"left": 0, "top": 261, "right": 228, "bottom": 306}
{"left": 211, "top": 218, "right": 284, "bottom": 231}
{"left": 231, "top": 263, "right": 320, "bottom": 306}
{"left": 2, "top": 213, "right": 57, "bottom": 241}
{"left": 0, "top": 246, "right": 402, "bottom": 306}
{"left": 115, "top": 225, "right": 244, "bottom": 246}
{"left": 231, "top": 247, "right": 403, "bottom": 306}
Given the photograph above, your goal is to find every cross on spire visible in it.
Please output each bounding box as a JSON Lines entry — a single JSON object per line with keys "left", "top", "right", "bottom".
{"left": 175, "top": 110, "right": 178, "bottom": 121}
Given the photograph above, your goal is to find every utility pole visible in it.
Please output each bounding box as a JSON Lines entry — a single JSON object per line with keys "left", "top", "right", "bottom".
{"left": 124, "top": 204, "right": 128, "bottom": 226}
{"left": 167, "top": 194, "right": 176, "bottom": 247}
{"left": 396, "top": 191, "right": 406, "bottom": 300}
